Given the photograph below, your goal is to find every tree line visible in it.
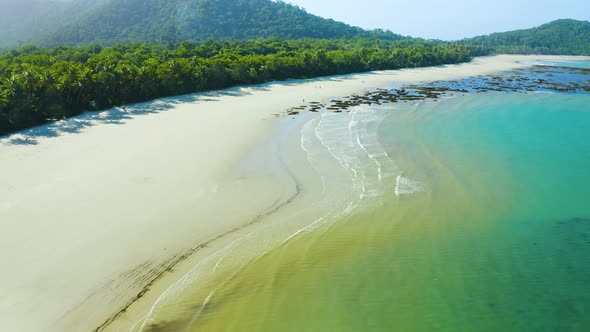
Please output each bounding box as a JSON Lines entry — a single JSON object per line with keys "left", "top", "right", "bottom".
{"left": 0, "top": 38, "right": 486, "bottom": 135}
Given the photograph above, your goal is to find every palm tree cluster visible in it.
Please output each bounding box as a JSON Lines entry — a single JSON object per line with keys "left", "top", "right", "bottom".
{"left": 0, "top": 39, "right": 482, "bottom": 135}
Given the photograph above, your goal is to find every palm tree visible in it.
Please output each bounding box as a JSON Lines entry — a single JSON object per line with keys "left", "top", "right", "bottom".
{"left": 1, "top": 75, "right": 36, "bottom": 127}
{"left": 0, "top": 89, "right": 10, "bottom": 134}
{"left": 0, "top": 89, "right": 8, "bottom": 110}
{"left": 2, "top": 75, "right": 21, "bottom": 100}
{"left": 19, "top": 68, "right": 41, "bottom": 94}
{"left": 38, "top": 70, "right": 56, "bottom": 88}
{"left": 78, "top": 67, "right": 95, "bottom": 86}
{"left": 56, "top": 64, "right": 82, "bottom": 107}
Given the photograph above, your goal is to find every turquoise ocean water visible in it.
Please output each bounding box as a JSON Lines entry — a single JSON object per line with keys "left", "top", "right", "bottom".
{"left": 138, "top": 64, "right": 590, "bottom": 332}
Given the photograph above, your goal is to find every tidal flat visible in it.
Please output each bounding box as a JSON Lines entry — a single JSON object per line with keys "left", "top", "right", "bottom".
{"left": 130, "top": 59, "right": 590, "bottom": 331}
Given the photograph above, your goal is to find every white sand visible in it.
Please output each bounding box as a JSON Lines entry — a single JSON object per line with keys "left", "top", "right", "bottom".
{"left": 0, "top": 55, "right": 587, "bottom": 331}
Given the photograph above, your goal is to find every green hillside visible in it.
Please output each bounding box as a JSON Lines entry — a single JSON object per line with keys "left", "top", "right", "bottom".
{"left": 464, "top": 19, "right": 590, "bottom": 55}
{"left": 43, "top": 0, "right": 403, "bottom": 46}
{"left": 0, "top": 0, "right": 103, "bottom": 48}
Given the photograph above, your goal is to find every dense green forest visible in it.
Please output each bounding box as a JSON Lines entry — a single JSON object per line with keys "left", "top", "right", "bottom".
{"left": 0, "top": 39, "right": 482, "bottom": 135}
{"left": 463, "top": 19, "right": 590, "bottom": 55}
{"left": 0, "top": 0, "right": 403, "bottom": 48}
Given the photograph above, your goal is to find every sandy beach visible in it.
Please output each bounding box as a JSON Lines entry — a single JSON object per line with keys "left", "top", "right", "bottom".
{"left": 0, "top": 54, "right": 587, "bottom": 332}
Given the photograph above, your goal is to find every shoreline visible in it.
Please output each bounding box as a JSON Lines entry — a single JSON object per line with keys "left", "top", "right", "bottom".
{"left": 1, "top": 55, "right": 588, "bottom": 332}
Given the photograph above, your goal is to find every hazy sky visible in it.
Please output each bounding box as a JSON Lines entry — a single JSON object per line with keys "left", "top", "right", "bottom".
{"left": 285, "top": 0, "right": 590, "bottom": 40}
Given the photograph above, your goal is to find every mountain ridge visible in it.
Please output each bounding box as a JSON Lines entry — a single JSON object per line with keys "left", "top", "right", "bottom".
{"left": 41, "top": 0, "right": 404, "bottom": 46}
{"left": 0, "top": 1, "right": 588, "bottom": 56}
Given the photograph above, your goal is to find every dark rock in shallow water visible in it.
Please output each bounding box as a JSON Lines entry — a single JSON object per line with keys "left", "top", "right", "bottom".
{"left": 555, "top": 217, "right": 590, "bottom": 226}
{"left": 280, "top": 65, "right": 590, "bottom": 118}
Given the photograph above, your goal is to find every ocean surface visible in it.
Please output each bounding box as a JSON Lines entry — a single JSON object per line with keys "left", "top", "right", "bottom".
{"left": 135, "top": 63, "right": 590, "bottom": 331}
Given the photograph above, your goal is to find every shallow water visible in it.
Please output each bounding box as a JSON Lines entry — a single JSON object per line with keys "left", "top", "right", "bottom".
{"left": 135, "top": 69, "right": 590, "bottom": 331}
{"left": 539, "top": 60, "right": 590, "bottom": 69}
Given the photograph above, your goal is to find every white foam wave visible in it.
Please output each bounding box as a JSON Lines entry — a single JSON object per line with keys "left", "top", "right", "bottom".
{"left": 133, "top": 104, "right": 426, "bottom": 330}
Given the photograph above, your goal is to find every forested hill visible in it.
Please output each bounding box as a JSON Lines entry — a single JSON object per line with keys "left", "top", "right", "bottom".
{"left": 43, "top": 0, "right": 403, "bottom": 46}
{"left": 0, "top": 0, "right": 103, "bottom": 48}
{"left": 464, "top": 19, "right": 590, "bottom": 55}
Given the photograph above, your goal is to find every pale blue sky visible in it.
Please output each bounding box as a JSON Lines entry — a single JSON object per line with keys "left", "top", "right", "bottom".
{"left": 285, "top": 0, "right": 590, "bottom": 40}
